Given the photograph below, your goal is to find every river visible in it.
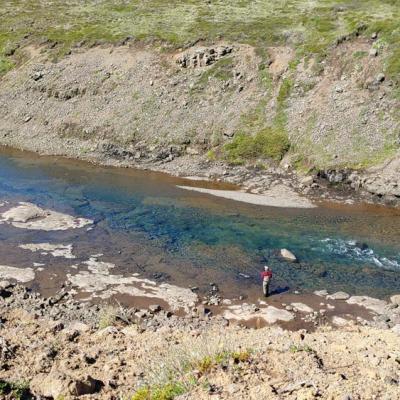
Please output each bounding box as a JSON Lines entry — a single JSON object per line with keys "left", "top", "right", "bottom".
{"left": 0, "top": 146, "right": 399, "bottom": 301}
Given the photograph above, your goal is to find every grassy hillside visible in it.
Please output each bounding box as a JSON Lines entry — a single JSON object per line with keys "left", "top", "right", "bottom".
{"left": 1, "top": 0, "right": 400, "bottom": 77}
{"left": 0, "top": 1, "right": 399, "bottom": 174}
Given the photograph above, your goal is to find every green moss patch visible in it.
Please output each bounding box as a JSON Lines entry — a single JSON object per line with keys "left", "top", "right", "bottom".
{"left": 224, "top": 128, "right": 290, "bottom": 164}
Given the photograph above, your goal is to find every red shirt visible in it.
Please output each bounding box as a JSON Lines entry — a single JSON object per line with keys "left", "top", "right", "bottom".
{"left": 261, "top": 271, "right": 272, "bottom": 280}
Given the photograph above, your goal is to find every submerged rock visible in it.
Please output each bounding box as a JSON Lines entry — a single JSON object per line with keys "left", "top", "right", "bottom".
{"left": 0, "top": 202, "right": 92, "bottom": 231}
{"left": 327, "top": 291, "right": 350, "bottom": 301}
{"left": 19, "top": 243, "right": 76, "bottom": 259}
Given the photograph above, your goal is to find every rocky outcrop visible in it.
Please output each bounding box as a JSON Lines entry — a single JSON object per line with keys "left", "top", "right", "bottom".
{"left": 176, "top": 45, "right": 233, "bottom": 68}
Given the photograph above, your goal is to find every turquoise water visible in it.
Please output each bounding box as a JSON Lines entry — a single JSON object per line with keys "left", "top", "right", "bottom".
{"left": 0, "top": 147, "right": 400, "bottom": 298}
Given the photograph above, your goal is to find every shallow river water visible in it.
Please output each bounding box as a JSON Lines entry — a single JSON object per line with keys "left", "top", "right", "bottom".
{"left": 0, "top": 147, "right": 399, "bottom": 300}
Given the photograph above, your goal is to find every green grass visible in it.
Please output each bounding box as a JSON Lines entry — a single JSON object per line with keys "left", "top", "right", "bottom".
{"left": 191, "top": 57, "right": 235, "bottom": 93}
{"left": 98, "top": 305, "right": 118, "bottom": 329}
{"left": 224, "top": 128, "right": 290, "bottom": 164}
{"left": 1, "top": 1, "right": 400, "bottom": 78}
{"left": 132, "top": 336, "right": 253, "bottom": 400}
{"left": 289, "top": 344, "right": 314, "bottom": 353}
{"left": 132, "top": 382, "right": 186, "bottom": 400}
{"left": 275, "top": 78, "right": 294, "bottom": 129}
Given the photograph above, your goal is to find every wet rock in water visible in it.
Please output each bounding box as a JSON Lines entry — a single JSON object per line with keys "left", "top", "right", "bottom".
{"left": 314, "top": 289, "right": 328, "bottom": 297}
{"left": 280, "top": 248, "right": 298, "bottom": 262}
{"left": 0, "top": 202, "right": 92, "bottom": 231}
{"left": 327, "top": 291, "right": 350, "bottom": 301}
{"left": 19, "top": 243, "right": 76, "bottom": 259}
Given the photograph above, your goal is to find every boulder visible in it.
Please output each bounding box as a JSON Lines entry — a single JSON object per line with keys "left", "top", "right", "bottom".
{"left": 390, "top": 294, "right": 400, "bottom": 305}
{"left": 280, "top": 248, "right": 297, "bottom": 262}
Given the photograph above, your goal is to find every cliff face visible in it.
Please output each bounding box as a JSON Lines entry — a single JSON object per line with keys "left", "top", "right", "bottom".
{"left": 0, "top": 0, "right": 399, "bottom": 202}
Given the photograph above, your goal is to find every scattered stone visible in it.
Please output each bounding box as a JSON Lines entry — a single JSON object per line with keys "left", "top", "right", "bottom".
{"left": 176, "top": 45, "right": 233, "bottom": 69}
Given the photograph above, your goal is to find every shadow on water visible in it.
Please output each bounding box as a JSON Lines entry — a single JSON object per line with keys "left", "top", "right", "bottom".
{"left": 0, "top": 146, "right": 400, "bottom": 299}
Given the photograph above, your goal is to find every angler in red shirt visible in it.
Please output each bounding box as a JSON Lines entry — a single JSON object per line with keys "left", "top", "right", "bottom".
{"left": 260, "top": 266, "right": 273, "bottom": 297}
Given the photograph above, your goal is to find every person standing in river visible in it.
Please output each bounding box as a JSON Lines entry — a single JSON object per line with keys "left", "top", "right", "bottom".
{"left": 260, "top": 266, "right": 273, "bottom": 297}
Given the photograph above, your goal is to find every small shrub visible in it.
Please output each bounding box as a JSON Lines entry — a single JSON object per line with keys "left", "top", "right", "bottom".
{"left": 152, "top": 382, "right": 185, "bottom": 400}
{"left": 197, "top": 356, "right": 213, "bottom": 374}
{"left": 132, "top": 387, "right": 150, "bottom": 400}
{"left": 132, "top": 382, "right": 185, "bottom": 400}
{"left": 231, "top": 350, "right": 251, "bottom": 363}
{"left": 0, "top": 380, "right": 31, "bottom": 400}
{"left": 224, "top": 128, "right": 290, "bottom": 164}
{"left": 0, "top": 57, "right": 14, "bottom": 76}
{"left": 98, "top": 305, "right": 117, "bottom": 329}
{"left": 289, "top": 344, "right": 314, "bottom": 354}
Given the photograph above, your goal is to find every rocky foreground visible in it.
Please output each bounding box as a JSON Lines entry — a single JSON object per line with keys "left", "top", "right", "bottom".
{"left": 0, "top": 282, "right": 399, "bottom": 399}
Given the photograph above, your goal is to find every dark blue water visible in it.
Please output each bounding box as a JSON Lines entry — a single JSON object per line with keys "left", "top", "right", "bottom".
{"left": 1, "top": 147, "right": 400, "bottom": 298}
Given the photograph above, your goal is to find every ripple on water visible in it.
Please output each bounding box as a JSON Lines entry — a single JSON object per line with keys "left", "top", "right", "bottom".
{"left": 320, "top": 238, "right": 400, "bottom": 271}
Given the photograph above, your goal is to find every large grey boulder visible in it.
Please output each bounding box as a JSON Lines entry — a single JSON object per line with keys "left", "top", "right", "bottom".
{"left": 280, "top": 248, "right": 297, "bottom": 262}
